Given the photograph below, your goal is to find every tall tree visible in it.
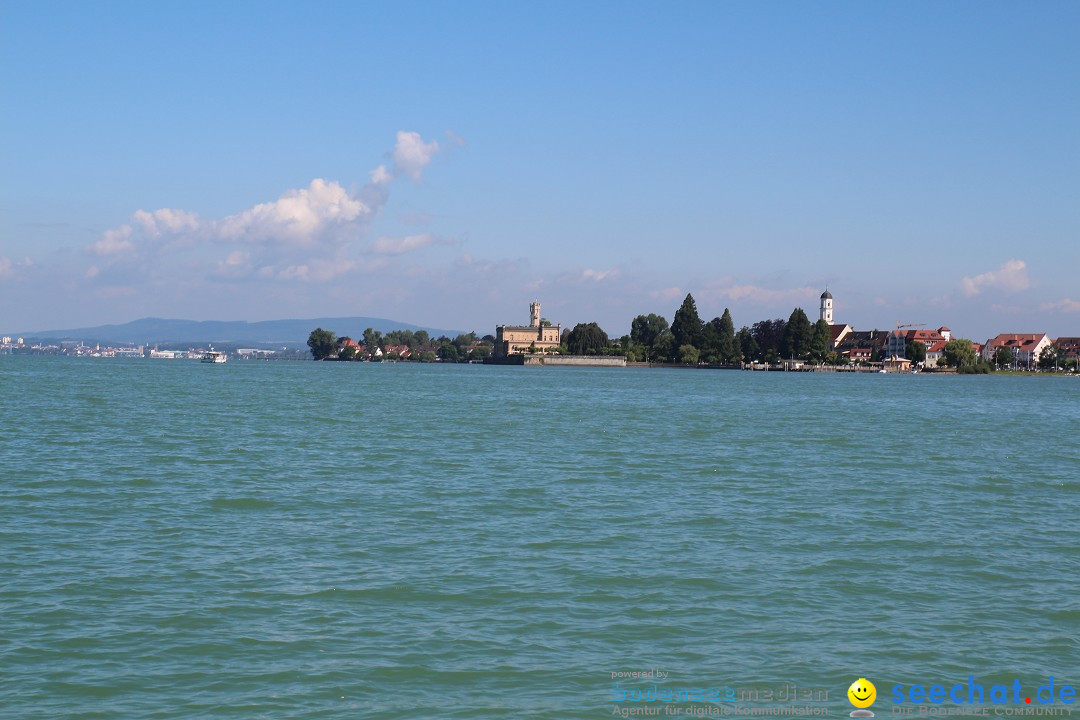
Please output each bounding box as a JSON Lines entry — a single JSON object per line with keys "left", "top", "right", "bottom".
{"left": 717, "top": 308, "right": 736, "bottom": 363}
{"left": 307, "top": 328, "right": 336, "bottom": 360}
{"left": 1037, "top": 345, "right": 1061, "bottom": 370}
{"left": 751, "top": 318, "right": 786, "bottom": 362}
{"left": 993, "top": 346, "right": 1014, "bottom": 369}
{"left": 808, "top": 318, "right": 831, "bottom": 363}
{"left": 781, "top": 308, "right": 812, "bottom": 359}
{"left": 700, "top": 319, "right": 719, "bottom": 362}
{"left": 736, "top": 326, "right": 758, "bottom": 362}
{"left": 630, "top": 315, "right": 670, "bottom": 360}
{"left": 906, "top": 340, "right": 927, "bottom": 365}
{"left": 671, "top": 293, "right": 703, "bottom": 351}
{"left": 362, "top": 327, "right": 383, "bottom": 352}
{"left": 565, "top": 322, "right": 610, "bottom": 355}
{"left": 943, "top": 339, "right": 977, "bottom": 368}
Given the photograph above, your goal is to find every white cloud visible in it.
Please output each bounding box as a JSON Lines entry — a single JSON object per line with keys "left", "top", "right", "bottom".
{"left": 371, "top": 233, "right": 434, "bottom": 255}
{"left": 392, "top": 131, "right": 440, "bottom": 181}
{"left": 961, "top": 259, "right": 1030, "bottom": 297}
{"left": 212, "top": 250, "right": 252, "bottom": 278}
{"left": 215, "top": 178, "right": 368, "bottom": 247}
{"left": 370, "top": 233, "right": 454, "bottom": 255}
{"left": 132, "top": 208, "right": 200, "bottom": 236}
{"left": 581, "top": 268, "right": 618, "bottom": 282}
{"left": 88, "top": 131, "right": 446, "bottom": 262}
{"left": 701, "top": 282, "right": 817, "bottom": 306}
{"left": 277, "top": 256, "right": 386, "bottom": 282}
{"left": 89, "top": 225, "right": 135, "bottom": 255}
{"left": 0, "top": 257, "right": 12, "bottom": 278}
{"left": 650, "top": 287, "right": 683, "bottom": 302}
{"left": 369, "top": 164, "right": 392, "bottom": 186}
{"left": 1040, "top": 298, "right": 1080, "bottom": 314}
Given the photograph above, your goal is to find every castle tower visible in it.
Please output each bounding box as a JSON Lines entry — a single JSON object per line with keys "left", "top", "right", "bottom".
{"left": 820, "top": 289, "right": 833, "bottom": 324}
{"left": 529, "top": 301, "right": 541, "bottom": 328}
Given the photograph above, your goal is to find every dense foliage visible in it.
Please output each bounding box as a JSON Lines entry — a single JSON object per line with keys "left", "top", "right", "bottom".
{"left": 564, "top": 323, "right": 610, "bottom": 355}
{"left": 308, "top": 326, "right": 492, "bottom": 362}
{"left": 307, "top": 328, "right": 336, "bottom": 360}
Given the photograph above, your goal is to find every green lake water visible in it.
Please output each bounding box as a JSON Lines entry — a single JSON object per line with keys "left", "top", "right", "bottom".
{"left": 2, "top": 357, "right": 1078, "bottom": 719}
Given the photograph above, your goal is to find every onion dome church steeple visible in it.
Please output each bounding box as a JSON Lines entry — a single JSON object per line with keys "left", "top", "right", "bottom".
{"left": 820, "top": 289, "right": 833, "bottom": 323}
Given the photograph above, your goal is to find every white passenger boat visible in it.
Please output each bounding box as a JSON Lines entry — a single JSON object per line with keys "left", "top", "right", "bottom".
{"left": 202, "top": 351, "right": 227, "bottom": 364}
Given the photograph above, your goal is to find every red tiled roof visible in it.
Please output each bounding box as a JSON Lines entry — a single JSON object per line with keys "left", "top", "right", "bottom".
{"left": 985, "top": 333, "right": 1047, "bottom": 349}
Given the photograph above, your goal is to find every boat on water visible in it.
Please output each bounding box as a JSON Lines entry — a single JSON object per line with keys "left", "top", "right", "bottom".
{"left": 202, "top": 351, "right": 227, "bottom": 364}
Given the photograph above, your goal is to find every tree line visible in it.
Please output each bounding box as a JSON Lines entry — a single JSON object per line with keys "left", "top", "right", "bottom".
{"left": 565, "top": 292, "right": 1022, "bottom": 370}
{"left": 307, "top": 327, "right": 493, "bottom": 362}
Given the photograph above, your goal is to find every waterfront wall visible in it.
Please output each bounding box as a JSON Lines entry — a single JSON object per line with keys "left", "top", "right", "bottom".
{"left": 483, "top": 354, "right": 626, "bottom": 367}
{"left": 525, "top": 355, "right": 626, "bottom": 367}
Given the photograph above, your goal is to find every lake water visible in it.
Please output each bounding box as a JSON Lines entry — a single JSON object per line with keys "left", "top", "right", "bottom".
{"left": 2, "top": 357, "right": 1078, "bottom": 719}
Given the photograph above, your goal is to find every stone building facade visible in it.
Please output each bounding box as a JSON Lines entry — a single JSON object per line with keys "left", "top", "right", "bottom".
{"left": 494, "top": 301, "right": 562, "bottom": 357}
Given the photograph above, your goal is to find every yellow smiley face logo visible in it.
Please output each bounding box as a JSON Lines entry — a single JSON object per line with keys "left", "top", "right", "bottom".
{"left": 848, "top": 678, "right": 876, "bottom": 708}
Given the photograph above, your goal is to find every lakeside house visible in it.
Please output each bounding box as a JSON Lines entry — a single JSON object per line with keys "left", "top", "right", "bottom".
{"left": 1053, "top": 337, "right": 1080, "bottom": 361}
{"left": 980, "top": 333, "right": 1051, "bottom": 366}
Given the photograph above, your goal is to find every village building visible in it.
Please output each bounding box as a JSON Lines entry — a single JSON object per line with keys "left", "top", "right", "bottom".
{"left": 835, "top": 330, "right": 887, "bottom": 363}
{"left": 882, "top": 356, "right": 912, "bottom": 373}
{"left": 925, "top": 339, "right": 948, "bottom": 367}
{"left": 980, "top": 333, "right": 1051, "bottom": 367}
{"left": 885, "top": 327, "right": 948, "bottom": 360}
{"left": 1053, "top": 337, "right": 1080, "bottom": 361}
{"left": 494, "top": 301, "right": 562, "bottom": 357}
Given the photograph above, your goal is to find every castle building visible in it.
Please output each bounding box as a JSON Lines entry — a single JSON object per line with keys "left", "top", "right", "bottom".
{"left": 494, "top": 301, "right": 562, "bottom": 357}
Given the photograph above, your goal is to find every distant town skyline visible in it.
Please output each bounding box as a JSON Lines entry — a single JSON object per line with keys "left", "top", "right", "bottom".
{"left": 2, "top": 2, "right": 1078, "bottom": 341}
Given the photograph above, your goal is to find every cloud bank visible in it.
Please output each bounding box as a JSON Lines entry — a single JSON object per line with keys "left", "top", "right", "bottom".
{"left": 961, "top": 259, "right": 1030, "bottom": 297}
{"left": 88, "top": 131, "right": 445, "bottom": 267}
{"left": 1040, "top": 298, "right": 1080, "bottom": 314}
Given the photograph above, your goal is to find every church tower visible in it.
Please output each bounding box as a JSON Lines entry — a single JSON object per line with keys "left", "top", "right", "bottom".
{"left": 820, "top": 289, "right": 833, "bottom": 324}
{"left": 529, "top": 301, "right": 541, "bottom": 328}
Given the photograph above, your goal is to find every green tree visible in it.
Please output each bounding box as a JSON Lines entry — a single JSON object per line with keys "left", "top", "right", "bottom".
{"left": 565, "top": 322, "right": 610, "bottom": 355}
{"left": 736, "top": 326, "right": 757, "bottom": 363}
{"left": 700, "top": 319, "right": 719, "bottom": 363}
{"left": 307, "top": 328, "right": 336, "bottom": 360}
{"left": 653, "top": 332, "right": 676, "bottom": 363}
{"left": 781, "top": 308, "right": 812, "bottom": 359}
{"left": 808, "top": 318, "right": 831, "bottom": 364}
{"left": 1038, "top": 345, "right": 1061, "bottom": 370}
{"left": 906, "top": 340, "right": 927, "bottom": 365}
{"left": 708, "top": 308, "right": 736, "bottom": 363}
{"left": 438, "top": 342, "right": 459, "bottom": 362}
{"left": 943, "top": 339, "right": 978, "bottom": 368}
{"left": 362, "top": 328, "right": 383, "bottom": 354}
{"left": 751, "top": 318, "right": 786, "bottom": 362}
{"left": 671, "top": 293, "right": 703, "bottom": 352}
{"left": 678, "top": 344, "right": 700, "bottom": 365}
{"left": 630, "top": 314, "right": 670, "bottom": 358}
{"left": 339, "top": 345, "right": 358, "bottom": 361}
{"left": 993, "top": 346, "right": 1015, "bottom": 369}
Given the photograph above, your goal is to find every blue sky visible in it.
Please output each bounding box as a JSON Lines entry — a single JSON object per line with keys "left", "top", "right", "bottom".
{"left": 2, "top": 1, "right": 1078, "bottom": 340}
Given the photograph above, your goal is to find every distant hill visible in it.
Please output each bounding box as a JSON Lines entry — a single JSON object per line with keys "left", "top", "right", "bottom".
{"left": 19, "top": 317, "right": 466, "bottom": 346}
